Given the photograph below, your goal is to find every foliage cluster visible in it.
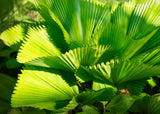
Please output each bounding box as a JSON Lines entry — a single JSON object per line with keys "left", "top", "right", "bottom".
{"left": 0, "top": 0, "right": 160, "bottom": 113}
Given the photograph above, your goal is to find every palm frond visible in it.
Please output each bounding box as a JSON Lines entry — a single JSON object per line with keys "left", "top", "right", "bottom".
{"left": 132, "top": 46, "right": 160, "bottom": 65}
{"left": 130, "top": 93, "right": 160, "bottom": 114}
{"left": 139, "top": 28, "right": 160, "bottom": 52}
{"left": 122, "top": 29, "right": 158, "bottom": 59}
{"left": 25, "top": 46, "right": 110, "bottom": 72}
{"left": 11, "top": 66, "right": 78, "bottom": 111}
{"left": 0, "top": 24, "right": 25, "bottom": 50}
{"left": 93, "top": 23, "right": 130, "bottom": 55}
{"left": 17, "top": 26, "right": 61, "bottom": 63}
{"left": 119, "top": 79, "right": 148, "bottom": 95}
{"left": 76, "top": 59, "right": 160, "bottom": 85}
{"left": 30, "top": 0, "right": 111, "bottom": 49}
{"left": 127, "top": 0, "right": 160, "bottom": 39}
{"left": 111, "top": 0, "right": 136, "bottom": 33}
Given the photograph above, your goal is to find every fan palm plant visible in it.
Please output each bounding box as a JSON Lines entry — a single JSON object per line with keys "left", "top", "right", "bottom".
{"left": 0, "top": 0, "right": 160, "bottom": 113}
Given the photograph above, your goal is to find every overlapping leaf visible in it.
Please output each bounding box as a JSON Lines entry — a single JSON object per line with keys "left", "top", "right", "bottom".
{"left": 0, "top": 24, "right": 25, "bottom": 50}
{"left": 132, "top": 46, "right": 160, "bottom": 65}
{"left": 11, "top": 66, "right": 79, "bottom": 111}
{"left": 93, "top": 23, "right": 130, "bottom": 55}
{"left": 130, "top": 93, "right": 160, "bottom": 114}
{"left": 139, "top": 28, "right": 160, "bottom": 52}
{"left": 106, "top": 94, "right": 135, "bottom": 113}
{"left": 25, "top": 46, "right": 110, "bottom": 72}
{"left": 5, "top": 0, "right": 160, "bottom": 113}
{"left": 111, "top": 0, "right": 136, "bottom": 34}
{"left": 111, "top": 0, "right": 160, "bottom": 59}
{"left": 30, "top": 0, "right": 111, "bottom": 49}
{"left": 76, "top": 88, "right": 116, "bottom": 105}
{"left": 112, "top": 0, "right": 160, "bottom": 40}
{"left": 17, "top": 26, "right": 61, "bottom": 63}
{"left": 76, "top": 59, "right": 160, "bottom": 85}
{"left": 127, "top": 0, "right": 160, "bottom": 39}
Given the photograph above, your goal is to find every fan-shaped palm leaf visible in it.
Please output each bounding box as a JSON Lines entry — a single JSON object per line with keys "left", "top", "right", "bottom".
{"left": 11, "top": 66, "right": 79, "bottom": 111}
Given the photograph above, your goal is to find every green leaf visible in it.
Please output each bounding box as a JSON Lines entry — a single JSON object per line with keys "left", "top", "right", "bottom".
{"left": 93, "top": 23, "right": 130, "bottom": 55}
{"left": 0, "top": 73, "right": 16, "bottom": 113}
{"left": 109, "top": 59, "right": 160, "bottom": 84}
{"left": 76, "top": 59, "right": 160, "bottom": 85}
{"left": 76, "top": 88, "right": 116, "bottom": 105}
{"left": 0, "top": 73, "right": 16, "bottom": 102}
{"left": 111, "top": 0, "right": 160, "bottom": 40}
{"left": 132, "top": 46, "right": 160, "bottom": 65}
{"left": 26, "top": 46, "right": 110, "bottom": 72}
{"left": 78, "top": 105, "right": 100, "bottom": 114}
{"left": 147, "top": 77, "right": 157, "bottom": 88}
{"left": 106, "top": 94, "right": 135, "bottom": 113}
{"left": 111, "top": 0, "right": 136, "bottom": 34}
{"left": 129, "top": 93, "right": 160, "bottom": 114}
{"left": 20, "top": 108, "right": 46, "bottom": 114}
{"left": 76, "top": 63, "right": 112, "bottom": 84}
{"left": 0, "top": 48, "right": 14, "bottom": 57}
{"left": 129, "top": 93, "right": 149, "bottom": 113}
{"left": 30, "top": 0, "right": 111, "bottom": 49}
{"left": 6, "top": 58, "right": 21, "bottom": 69}
{"left": 0, "top": 24, "right": 25, "bottom": 50}
{"left": 0, "top": 100, "right": 11, "bottom": 114}
{"left": 139, "top": 28, "right": 160, "bottom": 52}
{"left": 127, "top": 0, "right": 160, "bottom": 39}
{"left": 11, "top": 66, "right": 79, "bottom": 111}
{"left": 45, "top": 21, "right": 69, "bottom": 53}
{"left": 122, "top": 28, "right": 158, "bottom": 59}
{"left": 17, "top": 26, "right": 61, "bottom": 63}
{"left": 120, "top": 79, "right": 148, "bottom": 95}
{"left": 92, "top": 82, "right": 109, "bottom": 91}
{"left": 8, "top": 108, "right": 22, "bottom": 114}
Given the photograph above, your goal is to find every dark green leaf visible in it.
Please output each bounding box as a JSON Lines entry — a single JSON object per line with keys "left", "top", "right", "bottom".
{"left": 106, "top": 94, "right": 135, "bottom": 113}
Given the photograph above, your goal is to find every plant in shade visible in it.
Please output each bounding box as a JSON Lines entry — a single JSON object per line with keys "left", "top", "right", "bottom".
{"left": 1, "top": 0, "right": 160, "bottom": 113}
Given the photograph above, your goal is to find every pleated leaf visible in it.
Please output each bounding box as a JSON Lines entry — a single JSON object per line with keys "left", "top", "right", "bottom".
{"left": 93, "top": 23, "right": 130, "bottom": 55}
{"left": 132, "top": 46, "right": 160, "bottom": 65}
{"left": 111, "top": 0, "right": 136, "bottom": 34}
{"left": 139, "top": 28, "right": 160, "bottom": 52}
{"left": 127, "top": 0, "right": 160, "bottom": 39}
{"left": 111, "top": 0, "right": 160, "bottom": 42}
{"left": 122, "top": 28, "right": 158, "bottom": 59}
{"left": 26, "top": 46, "right": 110, "bottom": 72}
{"left": 76, "top": 63, "right": 112, "bottom": 84}
{"left": 11, "top": 66, "right": 79, "bottom": 111}
{"left": 17, "top": 26, "right": 61, "bottom": 63}
{"left": 119, "top": 79, "right": 148, "bottom": 95}
{"left": 45, "top": 21, "right": 69, "bottom": 53}
{"left": 0, "top": 24, "right": 25, "bottom": 50}
{"left": 30, "top": 0, "right": 111, "bottom": 49}
{"left": 109, "top": 59, "right": 160, "bottom": 84}
{"left": 76, "top": 59, "right": 160, "bottom": 85}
